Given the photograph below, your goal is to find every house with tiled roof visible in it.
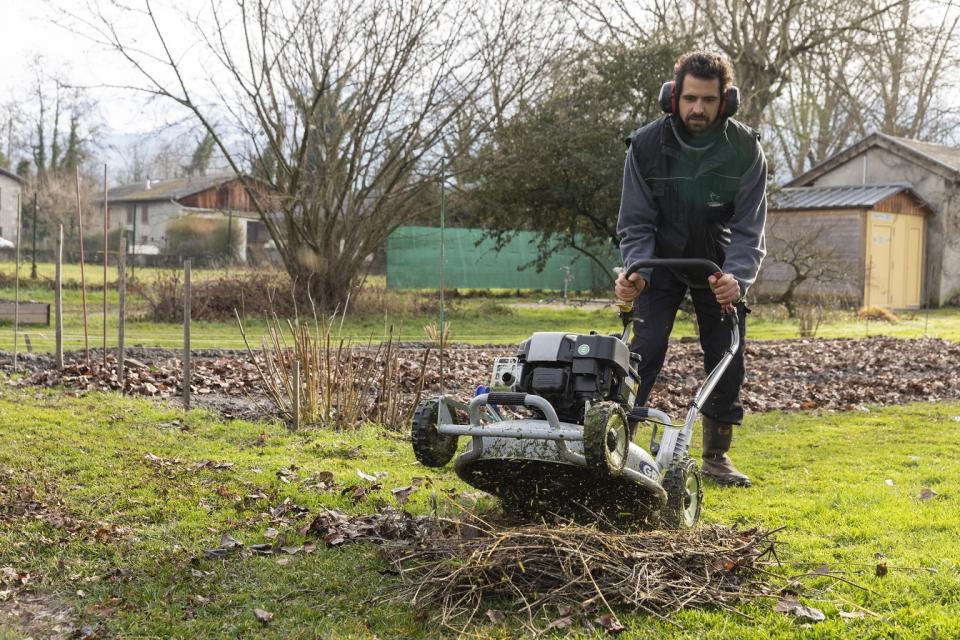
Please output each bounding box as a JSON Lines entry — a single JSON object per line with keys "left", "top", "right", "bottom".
{"left": 765, "top": 133, "right": 960, "bottom": 307}
{"left": 103, "top": 173, "right": 270, "bottom": 261}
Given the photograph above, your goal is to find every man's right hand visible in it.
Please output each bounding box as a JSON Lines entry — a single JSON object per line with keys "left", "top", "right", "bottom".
{"left": 614, "top": 271, "right": 647, "bottom": 303}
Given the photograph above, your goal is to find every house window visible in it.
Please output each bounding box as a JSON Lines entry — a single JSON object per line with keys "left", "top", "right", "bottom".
{"left": 127, "top": 205, "right": 136, "bottom": 225}
{"left": 141, "top": 204, "right": 149, "bottom": 224}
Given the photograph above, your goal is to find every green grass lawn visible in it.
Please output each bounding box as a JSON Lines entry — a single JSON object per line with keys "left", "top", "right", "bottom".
{"left": 1, "top": 386, "right": 959, "bottom": 638}
{"left": 0, "top": 262, "right": 958, "bottom": 351}
{"left": 1, "top": 292, "right": 958, "bottom": 353}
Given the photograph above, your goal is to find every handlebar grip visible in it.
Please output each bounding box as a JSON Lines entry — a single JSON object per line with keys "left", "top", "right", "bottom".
{"left": 486, "top": 392, "right": 527, "bottom": 406}
{"left": 624, "top": 258, "right": 722, "bottom": 279}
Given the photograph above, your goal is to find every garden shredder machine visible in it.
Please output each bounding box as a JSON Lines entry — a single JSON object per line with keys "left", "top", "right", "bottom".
{"left": 410, "top": 258, "right": 741, "bottom": 527}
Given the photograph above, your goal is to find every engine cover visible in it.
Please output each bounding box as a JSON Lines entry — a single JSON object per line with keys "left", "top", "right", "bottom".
{"left": 514, "top": 332, "right": 638, "bottom": 423}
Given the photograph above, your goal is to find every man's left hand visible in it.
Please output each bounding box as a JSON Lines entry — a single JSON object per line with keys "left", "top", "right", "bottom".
{"left": 708, "top": 272, "right": 741, "bottom": 306}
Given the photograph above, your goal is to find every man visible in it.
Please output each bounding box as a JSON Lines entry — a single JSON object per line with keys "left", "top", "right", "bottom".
{"left": 614, "top": 51, "right": 767, "bottom": 487}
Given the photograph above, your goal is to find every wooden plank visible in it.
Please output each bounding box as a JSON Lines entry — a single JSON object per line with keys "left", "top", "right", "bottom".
{"left": 0, "top": 301, "right": 50, "bottom": 325}
{"left": 875, "top": 192, "right": 931, "bottom": 217}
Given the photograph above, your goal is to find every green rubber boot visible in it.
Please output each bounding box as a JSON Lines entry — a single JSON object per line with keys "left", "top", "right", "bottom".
{"left": 701, "top": 417, "right": 751, "bottom": 487}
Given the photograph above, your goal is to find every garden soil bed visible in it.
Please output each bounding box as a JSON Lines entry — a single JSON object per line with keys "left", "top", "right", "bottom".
{"left": 3, "top": 336, "right": 958, "bottom": 420}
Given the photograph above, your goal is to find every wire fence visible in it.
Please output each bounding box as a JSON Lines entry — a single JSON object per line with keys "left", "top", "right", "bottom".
{"left": 4, "top": 314, "right": 957, "bottom": 354}
{"left": 1, "top": 260, "right": 957, "bottom": 358}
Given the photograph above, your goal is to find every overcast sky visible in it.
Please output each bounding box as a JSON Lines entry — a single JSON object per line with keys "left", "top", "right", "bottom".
{"left": 1, "top": 2, "right": 150, "bottom": 133}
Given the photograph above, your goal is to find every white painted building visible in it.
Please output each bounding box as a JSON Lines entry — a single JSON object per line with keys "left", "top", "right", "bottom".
{"left": 0, "top": 168, "right": 25, "bottom": 245}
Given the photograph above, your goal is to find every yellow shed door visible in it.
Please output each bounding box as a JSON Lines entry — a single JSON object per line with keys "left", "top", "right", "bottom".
{"left": 866, "top": 216, "right": 893, "bottom": 307}
{"left": 865, "top": 212, "right": 925, "bottom": 308}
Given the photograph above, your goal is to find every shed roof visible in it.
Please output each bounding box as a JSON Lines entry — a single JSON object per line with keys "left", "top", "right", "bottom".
{"left": 106, "top": 173, "right": 238, "bottom": 203}
{"left": 0, "top": 167, "right": 24, "bottom": 184}
{"left": 887, "top": 135, "right": 960, "bottom": 172}
{"left": 770, "top": 182, "right": 925, "bottom": 210}
{"left": 786, "top": 132, "right": 960, "bottom": 187}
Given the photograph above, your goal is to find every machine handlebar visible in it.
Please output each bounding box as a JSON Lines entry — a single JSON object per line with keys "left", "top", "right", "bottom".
{"left": 623, "top": 258, "right": 722, "bottom": 280}
{"left": 617, "top": 259, "right": 739, "bottom": 337}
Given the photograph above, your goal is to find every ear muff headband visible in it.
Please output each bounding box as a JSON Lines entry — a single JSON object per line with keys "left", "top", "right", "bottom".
{"left": 658, "top": 81, "right": 740, "bottom": 118}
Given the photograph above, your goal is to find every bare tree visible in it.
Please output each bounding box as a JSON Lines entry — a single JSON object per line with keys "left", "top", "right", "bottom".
{"left": 70, "top": 0, "right": 551, "bottom": 310}
{"left": 848, "top": 0, "right": 960, "bottom": 141}
{"left": 443, "top": 1, "right": 572, "bottom": 194}
{"left": 762, "top": 0, "right": 960, "bottom": 180}
{"left": 766, "top": 45, "right": 862, "bottom": 178}
{"left": 564, "top": 0, "right": 905, "bottom": 128}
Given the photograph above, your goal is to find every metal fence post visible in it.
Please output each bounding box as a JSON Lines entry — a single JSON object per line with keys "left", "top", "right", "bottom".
{"left": 118, "top": 235, "right": 127, "bottom": 391}
{"left": 55, "top": 225, "right": 64, "bottom": 371}
{"left": 183, "top": 258, "right": 191, "bottom": 410}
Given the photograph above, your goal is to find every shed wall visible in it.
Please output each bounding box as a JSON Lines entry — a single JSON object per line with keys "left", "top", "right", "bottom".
{"left": 757, "top": 209, "right": 864, "bottom": 302}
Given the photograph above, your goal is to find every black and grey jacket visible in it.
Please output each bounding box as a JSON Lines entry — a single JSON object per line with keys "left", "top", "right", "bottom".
{"left": 617, "top": 114, "right": 767, "bottom": 293}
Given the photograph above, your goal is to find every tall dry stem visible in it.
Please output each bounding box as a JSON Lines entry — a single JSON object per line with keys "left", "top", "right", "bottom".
{"left": 237, "top": 306, "right": 428, "bottom": 430}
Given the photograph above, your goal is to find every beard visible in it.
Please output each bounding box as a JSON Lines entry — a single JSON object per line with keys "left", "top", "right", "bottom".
{"left": 684, "top": 114, "right": 712, "bottom": 132}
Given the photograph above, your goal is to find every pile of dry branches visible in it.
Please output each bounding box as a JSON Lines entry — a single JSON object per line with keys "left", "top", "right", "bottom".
{"left": 386, "top": 521, "right": 780, "bottom": 634}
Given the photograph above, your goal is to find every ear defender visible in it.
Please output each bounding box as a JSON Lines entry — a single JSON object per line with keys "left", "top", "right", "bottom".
{"left": 658, "top": 81, "right": 677, "bottom": 114}
{"left": 659, "top": 81, "right": 740, "bottom": 118}
{"left": 719, "top": 86, "right": 740, "bottom": 117}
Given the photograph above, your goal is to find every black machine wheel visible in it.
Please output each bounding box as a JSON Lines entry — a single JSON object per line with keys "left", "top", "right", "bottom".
{"left": 411, "top": 398, "right": 458, "bottom": 468}
{"left": 660, "top": 456, "right": 703, "bottom": 529}
{"left": 583, "top": 401, "right": 629, "bottom": 475}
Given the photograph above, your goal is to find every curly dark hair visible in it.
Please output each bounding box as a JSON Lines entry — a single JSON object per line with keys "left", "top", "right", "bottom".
{"left": 674, "top": 51, "right": 735, "bottom": 94}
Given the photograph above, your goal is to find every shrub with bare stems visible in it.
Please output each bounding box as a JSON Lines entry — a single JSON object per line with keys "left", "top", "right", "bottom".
{"left": 237, "top": 309, "right": 429, "bottom": 431}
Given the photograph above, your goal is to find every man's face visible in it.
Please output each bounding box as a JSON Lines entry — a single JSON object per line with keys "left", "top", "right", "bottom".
{"left": 678, "top": 75, "right": 722, "bottom": 134}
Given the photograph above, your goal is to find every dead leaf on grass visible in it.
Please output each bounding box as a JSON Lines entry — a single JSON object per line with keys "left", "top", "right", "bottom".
{"left": 0, "top": 567, "right": 29, "bottom": 588}
{"left": 919, "top": 487, "right": 939, "bottom": 501}
{"left": 276, "top": 466, "right": 298, "bottom": 483}
{"left": 485, "top": 609, "right": 505, "bottom": 624}
{"left": 343, "top": 484, "right": 379, "bottom": 504}
{"left": 775, "top": 597, "right": 825, "bottom": 622}
{"left": 545, "top": 616, "right": 573, "bottom": 631}
{"left": 306, "top": 471, "right": 335, "bottom": 490}
{"left": 875, "top": 563, "right": 888, "bottom": 577}
{"left": 254, "top": 608, "right": 274, "bottom": 623}
{"left": 356, "top": 469, "right": 387, "bottom": 482}
{"left": 839, "top": 610, "right": 867, "bottom": 620}
{"left": 392, "top": 486, "right": 417, "bottom": 506}
{"left": 596, "top": 613, "right": 625, "bottom": 633}
{"left": 220, "top": 533, "right": 242, "bottom": 549}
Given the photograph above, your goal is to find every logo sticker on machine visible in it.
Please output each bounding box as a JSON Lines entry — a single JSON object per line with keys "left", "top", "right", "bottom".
{"left": 577, "top": 344, "right": 591, "bottom": 356}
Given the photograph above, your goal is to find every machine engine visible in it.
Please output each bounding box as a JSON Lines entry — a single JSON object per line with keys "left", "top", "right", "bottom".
{"left": 505, "top": 332, "right": 641, "bottom": 424}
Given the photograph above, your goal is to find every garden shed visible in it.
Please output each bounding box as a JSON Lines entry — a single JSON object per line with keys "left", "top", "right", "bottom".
{"left": 784, "top": 132, "right": 960, "bottom": 306}
{"left": 763, "top": 183, "right": 932, "bottom": 309}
